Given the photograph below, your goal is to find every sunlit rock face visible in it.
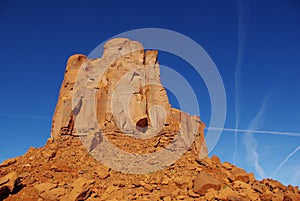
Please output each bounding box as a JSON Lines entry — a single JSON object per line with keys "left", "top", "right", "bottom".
{"left": 50, "top": 38, "right": 207, "bottom": 160}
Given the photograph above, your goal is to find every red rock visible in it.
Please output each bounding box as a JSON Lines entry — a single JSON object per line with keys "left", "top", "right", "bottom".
{"left": 252, "top": 182, "right": 268, "bottom": 193}
{"left": 34, "top": 182, "right": 57, "bottom": 194}
{"left": 95, "top": 165, "right": 110, "bottom": 179}
{"left": 62, "top": 178, "right": 95, "bottom": 201}
{"left": 262, "top": 179, "right": 286, "bottom": 191}
{"left": 204, "top": 189, "right": 217, "bottom": 200}
{"left": 0, "top": 172, "right": 23, "bottom": 200}
{"left": 163, "top": 196, "right": 172, "bottom": 201}
{"left": 242, "top": 187, "right": 259, "bottom": 200}
{"left": 100, "top": 186, "right": 121, "bottom": 200}
{"left": 225, "top": 171, "right": 236, "bottom": 183}
{"left": 188, "top": 190, "right": 200, "bottom": 198}
{"left": 248, "top": 172, "right": 255, "bottom": 184}
{"left": 233, "top": 180, "right": 251, "bottom": 190}
{"left": 211, "top": 155, "right": 221, "bottom": 164}
{"left": 236, "top": 174, "right": 250, "bottom": 183}
{"left": 283, "top": 195, "right": 293, "bottom": 201}
{"left": 260, "top": 192, "right": 274, "bottom": 201}
{"left": 0, "top": 158, "right": 16, "bottom": 167}
{"left": 284, "top": 193, "right": 300, "bottom": 201}
{"left": 216, "top": 187, "right": 237, "bottom": 200}
{"left": 227, "top": 195, "right": 249, "bottom": 201}
{"left": 0, "top": 176, "right": 9, "bottom": 186}
{"left": 222, "top": 162, "right": 234, "bottom": 170}
{"left": 193, "top": 172, "right": 222, "bottom": 195}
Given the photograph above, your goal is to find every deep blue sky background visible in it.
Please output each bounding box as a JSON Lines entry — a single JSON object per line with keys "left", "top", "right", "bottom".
{"left": 0, "top": 0, "right": 299, "bottom": 186}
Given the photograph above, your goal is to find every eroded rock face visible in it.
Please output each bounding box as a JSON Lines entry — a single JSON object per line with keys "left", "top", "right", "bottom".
{"left": 51, "top": 54, "right": 87, "bottom": 138}
{"left": 95, "top": 42, "right": 170, "bottom": 136}
{"left": 50, "top": 38, "right": 207, "bottom": 160}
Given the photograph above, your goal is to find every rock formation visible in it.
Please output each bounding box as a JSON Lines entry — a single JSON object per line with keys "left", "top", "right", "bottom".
{"left": 50, "top": 38, "right": 207, "bottom": 173}
{"left": 0, "top": 38, "right": 299, "bottom": 200}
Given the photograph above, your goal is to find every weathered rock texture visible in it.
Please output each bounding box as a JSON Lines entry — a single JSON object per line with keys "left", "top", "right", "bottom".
{"left": 1, "top": 139, "right": 299, "bottom": 201}
{"left": 0, "top": 38, "right": 299, "bottom": 200}
{"left": 50, "top": 38, "right": 207, "bottom": 162}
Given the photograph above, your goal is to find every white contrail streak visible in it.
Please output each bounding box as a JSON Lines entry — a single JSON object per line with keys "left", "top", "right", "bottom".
{"left": 205, "top": 127, "right": 300, "bottom": 137}
{"left": 243, "top": 96, "right": 269, "bottom": 178}
{"left": 234, "top": 0, "right": 246, "bottom": 164}
{"left": 291, "top": 169, "right": 300, "bottom": 186}
{"left": 271, "top": 146, "right": 300, "bottom": 176}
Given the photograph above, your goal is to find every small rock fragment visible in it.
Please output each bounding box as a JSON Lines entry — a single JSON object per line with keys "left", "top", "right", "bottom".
{"left": 34, "top": 183, "right": 57, "bottom": 194}
{"left": 211, "top": 155, "right": 221, "bottom": 164}
{"left": 95, "top": 165, "right": 110, "bottom": 179}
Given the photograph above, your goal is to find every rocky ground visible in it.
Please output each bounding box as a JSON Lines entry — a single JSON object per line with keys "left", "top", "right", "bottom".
{"left": 0, "top": 135, "right": 299, "bottom": 201}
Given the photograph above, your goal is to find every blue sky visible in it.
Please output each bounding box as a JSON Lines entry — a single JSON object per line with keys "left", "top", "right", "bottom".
{"left": 0, "top": 0, "right": 299, "bottom": 186}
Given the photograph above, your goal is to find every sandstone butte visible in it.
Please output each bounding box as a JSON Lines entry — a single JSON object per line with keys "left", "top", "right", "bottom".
{"left": 0, "top": 38, "right": 299, "bottom": 201}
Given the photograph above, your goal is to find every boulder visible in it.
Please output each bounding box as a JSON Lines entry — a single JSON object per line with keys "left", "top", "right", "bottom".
{"left": 283, "top": 193, "right": 300, "bottom": 201}
{"left": 260, "top": 192, "right": 274, "bottom": 201}
{"left": 95, "top": 165, "right": 110, "bottom": 179}
{"left": 211, "top": 155, "right": 221, "bottom": 165}
{"left": 0, "top": 158, "right": 17, "bottom": 167}
{"left": 0, "top": 172, "right": 23, "bottom": 200}
{"left": 62, "top": 178, "right": 95, "bottom": 201}
{"left": 100, "top": 186, "right": 121, "bottom": 200}
{"left": 193, "top": 172, "right": 222, "bottom": 195}
{"left": 34, "top": 182, "right": 57, "bottom": 194}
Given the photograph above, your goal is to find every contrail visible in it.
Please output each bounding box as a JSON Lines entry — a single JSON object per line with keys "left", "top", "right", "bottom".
{"left": 291, "top": 169, "right": 300, "bottom": 186}
{"left": 234, "top": 0, "right": 246, "bottom": 164}
{"left": 271, "top": 146, "right": 300, "bottom": 176}
{"left": 205, "top": 127, "right": 300, "bottom": 137}
{"left": 243, "top": 95, "right": 269, "bottom": 178}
